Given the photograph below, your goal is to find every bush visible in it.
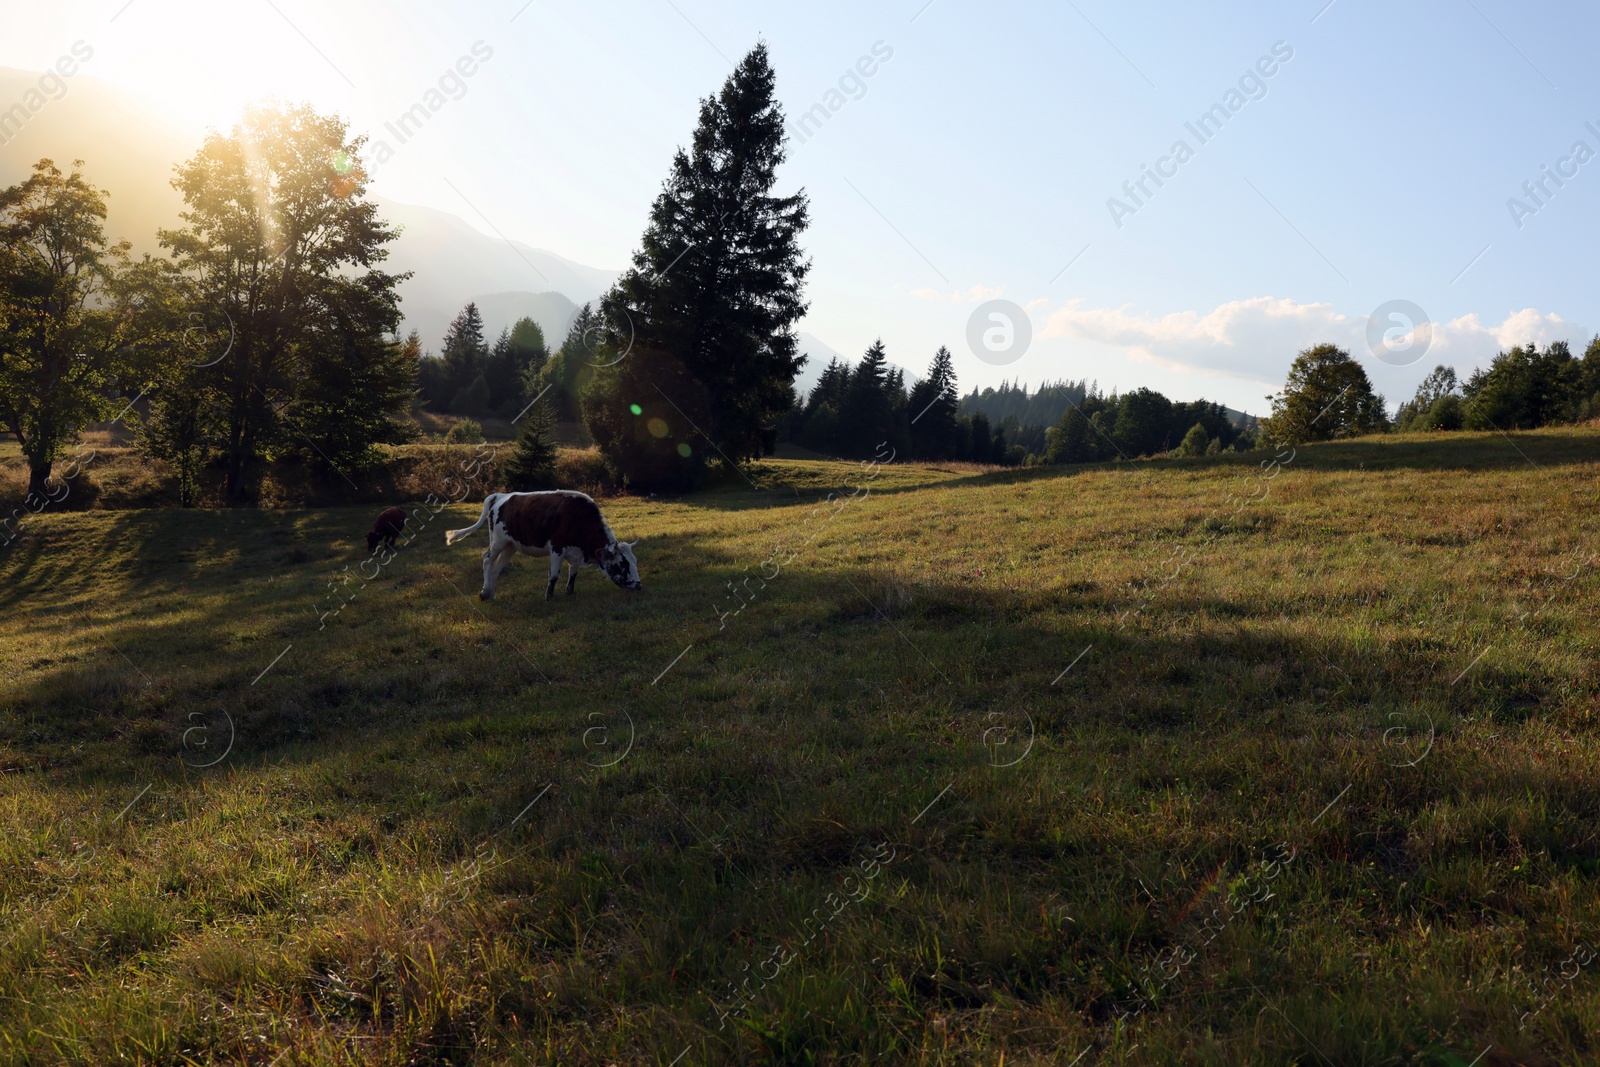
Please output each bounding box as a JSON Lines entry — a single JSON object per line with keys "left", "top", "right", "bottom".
{"left": 388, "top": 443, "right": 500, "bottom": 504}
{"left": 93, "top": 460, "right": 178, "bottom": 508}
{"left": 1420, "top": 394, "right": 1464, "bottom": 431}
{"left": 555, "top": 448, "right": 617, "bottom": 494}
{"left": 1173, "top": 422, "right": 1209, "bottom": 457}
{"left": 444, "top": 419, "right": 484, "bottom": 444}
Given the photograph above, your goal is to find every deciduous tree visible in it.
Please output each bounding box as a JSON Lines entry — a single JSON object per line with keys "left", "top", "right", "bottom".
{"left": 0, "top": 159, "right": 133, "bottom": 499}
{"left": 1261, "top": 344, "right": 1386, "bottom": 444}
{"left": 159, "top": 104, "right": 409, "bottom": 501}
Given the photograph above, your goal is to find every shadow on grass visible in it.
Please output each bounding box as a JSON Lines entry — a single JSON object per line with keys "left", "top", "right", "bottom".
{"left": 0, "top": 497, "right": 1568, "bottom": 798}
{"left": 3, "top": 494, "right": 1597, "bottom": 1065}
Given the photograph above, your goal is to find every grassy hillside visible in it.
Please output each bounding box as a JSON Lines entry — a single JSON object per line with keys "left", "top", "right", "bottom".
{"left": 1, "top": 430, "right": 1598, "bottom": 1065}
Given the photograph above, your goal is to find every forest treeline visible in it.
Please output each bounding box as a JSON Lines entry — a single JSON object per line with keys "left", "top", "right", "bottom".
{"left": 1253, "top": 340, "right": 1600, "bottom": 446}
{"left": 778, "top": 345, "right": 1251, "bottom": 465}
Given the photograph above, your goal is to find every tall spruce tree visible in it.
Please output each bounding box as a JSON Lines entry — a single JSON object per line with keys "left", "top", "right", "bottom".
{"left": 968, "top": 411, "right": 993, "bottom": 462}
{"left": 907, "top": 345, "right": 960, "bottom": 459}
{"left": 440, "top": 303, "right": 489, "bottom": 413}
{"left": 289, "top": 289, "right": 418, "bottom": 471}
{"left": 797, "top": 357, "right": 850, "bottom": 455}
{"left": 587, "top": 42, "right": 810, "bottom": 486}
{"left": 840, "top": 339, "right": 893, "bottom": 458}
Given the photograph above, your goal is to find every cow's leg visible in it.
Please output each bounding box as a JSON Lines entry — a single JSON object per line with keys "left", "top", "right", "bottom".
{"left": 546, "top": 550, "right": 562, "bottom": 600}
{"left": 482, "top": 537, "right": 513, "bottom": 600}
{"left": 492, "top": 544, "right": 517, "bottom": 585}
{"left": 566, "top": 547, "right": 585, "bottom": 598}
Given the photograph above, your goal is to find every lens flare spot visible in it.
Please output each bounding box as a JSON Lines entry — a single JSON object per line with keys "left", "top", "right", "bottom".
{"left": 647, "top": 417, "right": 670, "bottom": 438}
{"left": 628, "top": 404, "right": 643, "bottom": 416}
{"left": 676, "top": 443, "right": 692, "bottom": 458}
{"left": 329, "top": 150, "right": 355, "bottom": 175}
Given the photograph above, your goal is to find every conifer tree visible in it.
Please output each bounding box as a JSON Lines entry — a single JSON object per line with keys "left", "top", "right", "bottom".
{"left": 841, "top": 339, "right": 894, "bottom": 458}
{"left": 587, "top": 43, "right": 810, "bottom": 486}
{"left": 503, "top": 400, "right": 558, "bottom": 490}
{"left": 439, "top": 303, "right": 488, "bottom": 411}
{"left": 486, "top": 317, "right": 547, "bottom": 418}
{"left": 541, "top": 304, "right": 600, "bottom": 422}
{"left": 908, "top": 345, "right": 960, "bottom": 459}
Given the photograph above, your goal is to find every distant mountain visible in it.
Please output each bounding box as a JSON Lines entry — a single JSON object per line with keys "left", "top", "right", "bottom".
{"left": 457, "top": 290, "right": 580, "bottom": 352}
{"left": 1224, "top": 406, "right": 1260, "bottom": 432}
{"left": 373, "top": 200, "right": 615, "bottom": 348}
{"left": 0, "top": 68, "right": 617, "bottom": 351}
{"left": 0, "top": 68, "right": 195, "bottom": 259}
{"left": 794, "top": 332, "right": 846, "bottom": 398}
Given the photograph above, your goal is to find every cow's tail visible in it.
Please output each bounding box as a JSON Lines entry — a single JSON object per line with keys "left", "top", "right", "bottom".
{"left": 446, "top": 496, "right": 494, "bottom": 546}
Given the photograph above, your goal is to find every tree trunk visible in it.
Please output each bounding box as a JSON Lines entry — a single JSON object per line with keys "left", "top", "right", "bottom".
{"left": 224, "top": 397, "right": 252, "bottom": 505}
{"left": 26, "top": 461, "right": 52, "bottom": 506}
{"left": 224, "top": 451, "right": 248, "bottom": 505}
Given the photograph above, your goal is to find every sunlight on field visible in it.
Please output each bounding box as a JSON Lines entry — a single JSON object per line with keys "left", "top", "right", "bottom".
{"left": 1, "top": 431, "right": 1598, "bottom": 1064}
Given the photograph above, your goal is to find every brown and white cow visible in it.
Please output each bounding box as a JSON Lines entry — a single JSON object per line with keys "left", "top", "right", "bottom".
{"left": 445, "top": 490, "right": 641, "bottom": 600}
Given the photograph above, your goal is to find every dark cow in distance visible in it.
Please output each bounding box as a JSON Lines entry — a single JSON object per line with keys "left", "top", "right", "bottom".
{"left": 367, "top": 507, "right": 407, "bottom": 554}
{"left": 445, "top": 490, "right": 641, "bottom": 600}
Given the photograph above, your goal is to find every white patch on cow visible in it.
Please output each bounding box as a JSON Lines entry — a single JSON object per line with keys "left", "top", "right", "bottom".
{"left": 604, "top": 540, "right": 642, "bottom": 590}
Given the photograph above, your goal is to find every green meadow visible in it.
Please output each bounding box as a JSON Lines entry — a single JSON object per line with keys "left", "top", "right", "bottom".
{"left": 2, "top": 429, "right": 1598, "bottom": 1065}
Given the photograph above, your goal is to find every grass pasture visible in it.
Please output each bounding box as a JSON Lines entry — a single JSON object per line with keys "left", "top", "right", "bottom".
{"left": 2, "top": 429, "right": 1599, "bottom": 1065}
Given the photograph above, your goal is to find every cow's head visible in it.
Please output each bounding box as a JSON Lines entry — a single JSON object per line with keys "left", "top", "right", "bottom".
{"left": 599, "top": 539, "right": 642, "bottom": 590}
{"left": 366, "top": 531, "right": 381, "bottom": 554}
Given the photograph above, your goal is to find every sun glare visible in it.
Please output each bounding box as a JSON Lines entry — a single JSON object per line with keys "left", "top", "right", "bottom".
{"left": 92, "top": 1, "right": 364, "bottom": 135}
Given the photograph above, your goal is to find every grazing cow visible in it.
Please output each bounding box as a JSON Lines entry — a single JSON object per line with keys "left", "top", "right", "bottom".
{"left": 366, "top": 506, "right": 407, "bottom": 554}
{"left": 445, "top": 490, "right": 641, "bottom": 600}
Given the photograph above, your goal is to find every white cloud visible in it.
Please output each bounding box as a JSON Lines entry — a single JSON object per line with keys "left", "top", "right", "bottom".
{"left": 1036, "top": 296, "right": 1587, "bottom": 384}
{"left": 1433, "top": 309, "right": 1582, "bottom": 359}
{"left": 908, "top": 283, "right": 1004, "bottom": 304}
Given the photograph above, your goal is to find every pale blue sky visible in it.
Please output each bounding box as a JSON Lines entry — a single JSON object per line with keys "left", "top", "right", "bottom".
{"left": 5, "top": 0, "right": 1598, "bottom": 412}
